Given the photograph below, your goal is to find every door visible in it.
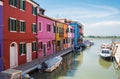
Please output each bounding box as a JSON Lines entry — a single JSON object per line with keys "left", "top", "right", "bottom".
{"left": 27, "top": 43, "right": 32, "bottom": 62}
{"left": 10, "top": 42, "right": 18, "bottom": 68}
{"left": 43, "top": 44, "right": 47, "bottom": 56}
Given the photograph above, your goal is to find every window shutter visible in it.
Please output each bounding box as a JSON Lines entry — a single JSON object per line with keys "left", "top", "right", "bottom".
{"left": 9, "top": 0, "right": 13, "bottom": 5}
{"left": 24, "top": 43, "right": 26, "bottom": 54}
{"left": 35, "top": 7, "right": 37, "bottom": 15}
{"left": 14, "top": 0, "right": 18, "bottom": 7}
{"left": 24, "top": 22, "right": 26, "bottom": 32}
{"left": 9, "top": 18, "right": 12, "bottom": 31}
{"left": 32, "top": 6, "right": 34, "bottom": 14}
{"left": 23, "top": 1, "right": 26, "bottom": 10}
{"left": 20, "top": 44, "right": 22, "bottom": 55}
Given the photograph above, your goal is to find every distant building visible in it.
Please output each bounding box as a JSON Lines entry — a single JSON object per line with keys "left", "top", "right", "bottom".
{"left": 0, "top": 0, "right": 4, "bottom": 71}
{"left": 37, "top": 7, "right": 56, "bottom": 58}
{"left": 57, "top": 19, "right": 68, "bottom": 49}
{"left": 3, "top": 0, "right": 39, "bottom": 69}
{"left": 70, "top": 21, "right": 83, "bottom": 49}
{"left": 55, "top": 21, "right": 64, "bottom": 52}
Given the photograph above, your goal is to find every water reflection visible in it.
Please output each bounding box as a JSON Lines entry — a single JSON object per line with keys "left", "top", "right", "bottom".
{"left": 98, "top": 57, "right": 112, "bottom": 69}
{"left": 30, "top": 52, "right": 75, "bottom": 79}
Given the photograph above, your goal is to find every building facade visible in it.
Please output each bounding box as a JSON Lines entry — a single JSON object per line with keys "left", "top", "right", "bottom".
{"left": 63, "top": 23, "right": 68, "bottom": 49}
{"left": 67, "top": 25, "right": 74, "bottom": 48}
{"left": 55, "top": 21, "right": 64, "bottom": 52}
{"left": 70, "top": 21, "right": 82, "bottom": 49}
{"left": 0, "top": 0, "right": 4, "bottom": 71}
{"left": 37, "top": 13, "right": 55, "bottom": 58}
{"left": 3, "top": 0, "right": 39, "bottom": 69}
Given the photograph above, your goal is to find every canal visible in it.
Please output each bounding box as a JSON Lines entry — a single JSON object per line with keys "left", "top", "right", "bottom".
{"left": 30, "top": 38, "right": 120, "bottom": 79}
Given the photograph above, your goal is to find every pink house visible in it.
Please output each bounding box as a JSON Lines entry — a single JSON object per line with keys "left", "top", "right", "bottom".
{"left": 37, "top": 8, "right": 55, "bottom": 58}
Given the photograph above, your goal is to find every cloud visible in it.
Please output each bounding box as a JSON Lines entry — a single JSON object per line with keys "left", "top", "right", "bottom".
{"left": 84, "top": 20, "right": 120, "bottom": 36}
{"left": 86, "top": 21, "right": 120, "bottom": 27}
{"left": 45, "top": 4, "right": 120, "bottom": 19}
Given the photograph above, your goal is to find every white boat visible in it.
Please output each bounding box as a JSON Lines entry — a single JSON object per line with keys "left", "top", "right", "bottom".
{"left": 40, "top": 56, "right": 62, "bottom": 72}
{"left": 100, "top": 43, "right": 112, "bottom": 59}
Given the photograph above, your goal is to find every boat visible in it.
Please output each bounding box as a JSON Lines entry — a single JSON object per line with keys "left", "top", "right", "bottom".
{"left": 99, "top": 43, "right": 112, "bottom": 60}
{"left": 84, "top": 39, "right": 94, "bottom": 47}
{"left": 40, "top": 56, "right": 62, "bottom": 72}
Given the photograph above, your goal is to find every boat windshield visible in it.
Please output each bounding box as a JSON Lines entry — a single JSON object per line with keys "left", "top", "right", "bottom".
{"left": 102, "top": 50, "right": 109, "bottom": 54}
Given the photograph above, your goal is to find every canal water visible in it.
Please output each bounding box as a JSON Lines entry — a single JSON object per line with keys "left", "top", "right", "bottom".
{"left": 30, "top": 38, "right": 120, "bottom": 79}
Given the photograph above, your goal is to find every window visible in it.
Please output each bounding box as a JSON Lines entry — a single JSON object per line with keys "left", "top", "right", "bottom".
{"left": 20, "top": 0, "right": 26, "bottom": 10}
{"left": 57, "top": 41, "right": 60, "bottom": 46}
{"left": 63, "top": 39, "right": 65, "bottom": 44}
{"left": 10, "top": 0, "right": 18, "bottom": 7}
{"left": 53, "top": 24, "right": 56, "bottom": 33}
{"left": 47, "top": 24, "right": 51, "bottom": 32}
{"left": 32, "top": 42, "right": 37, "bottom": 52}
{"left": 39, "top": 22, "right": 42, "bottom": 31}
{"left": 20, "top": 21, "right": 26, "bottom": 32}
{"left": 20, "top": 42, "right": 26, "bottom": 55}
{"left": 47, "top": 41, "right": 51, "bottom": 48}
{"left": 32, "top": 24, "right": 37, "bottom": 33}
{"left": 9, "top": 18, "right": 18, "bottom": 32}
{"left": 32, "top": 6, "right": 37, "bottom": 15}
{"left": 38, "top": 42, "right": 42, "bottom": 50}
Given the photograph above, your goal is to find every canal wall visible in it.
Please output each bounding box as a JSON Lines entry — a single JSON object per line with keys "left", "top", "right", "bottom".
{"left": 0, "top": 47, "right": 73, "bottom": 79}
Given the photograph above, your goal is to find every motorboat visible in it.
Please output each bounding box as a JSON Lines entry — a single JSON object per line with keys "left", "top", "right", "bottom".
{"left": 40, "top": 56, "right": 62, "bottom": 72}
{"left": 100, "top": 43, "right": 112, "bottom": 60}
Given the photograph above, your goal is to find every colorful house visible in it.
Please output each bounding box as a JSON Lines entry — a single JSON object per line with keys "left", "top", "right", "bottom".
{"left": 55, "top": 21, "right": 64, "bottom": 52}
{"left": 70, "top": 21, "right": 83, "bottom": 49}
{"left": 37, "top": 8, "right": 56, "bottom": 58}
{"left": 0, "top": 0, "right": 4, "bottom": 71}
{"left": 57, "top": 19, "right": 68, "bottom": 49}
{"left": 63, "top": 23, "right": 68, "bottom": 49}
{"left": 3, "top": 0, "right": 39, "bottom": 69}
{"left": 67, "top": 24, "right": 74, "bottom": 48}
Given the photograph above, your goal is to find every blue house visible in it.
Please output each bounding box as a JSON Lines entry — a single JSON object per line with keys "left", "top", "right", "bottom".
{"left": 0, "top": 0, "right": 4, "bottom": 71}
{"left": 70, "top": 21, "right": 84, "bottom": 49}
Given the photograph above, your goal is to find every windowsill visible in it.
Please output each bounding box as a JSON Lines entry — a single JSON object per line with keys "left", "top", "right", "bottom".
{"left": 20, "top": 9, "right": 25, "bottom": 12}
{"left": 38, "top": 49, "right": 43, "bottom": 52}
{"left": 20, "top": 53, "right": 26, "bottom": 56}
{"left": 32, "top": 32, "right": 37, "bottom": 34}
{"left": 10, "top": 31, "right": 17, "bottom": 32}
{"left": 47, "top": 47, "right": 51, "bottom": 50}
{"left": 32, "top": 51, "right": 36, "bottom": 53}
{"left": 32, "top": 14, "right": 36, "bottom": 16}
{"left": 20, "top": 32, "right": 25, "bottom": 33}
{"left": 39, "top": 31, "right": 42, "bottom": 32}
{"left": 10, "top": 5, "right": 17, "bottom": 8}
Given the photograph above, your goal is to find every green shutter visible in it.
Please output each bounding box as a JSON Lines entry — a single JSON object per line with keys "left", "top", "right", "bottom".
{"left": 14, "top": 0, "right": 18, "bottom": 7}
{"left": 24, "top": 22, "right": 26, "bottom": 32}
{"left": 23, "top": 1, "right": 26, "bottom": 10}
{"left": 9, "top": 0, "right": 13, "bottom": 5}
{"left": 32, "top": 6, "right": 34, "bottom": 14}
{"left": 9, "top": 18, "right": 12, "bottom": 31}
{"left": 35, "top": 7, "right": 37, "bottom": 15}
{"left": 20, "top": 44, "right": 22, "bottom": 55}
{"left": 20, "top": 0, "right": 22, "bottom": 9}
{"left": 24, "top": 44, "right": 26, "bottom": 54}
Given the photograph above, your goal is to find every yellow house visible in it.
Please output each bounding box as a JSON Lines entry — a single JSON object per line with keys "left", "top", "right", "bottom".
{"left": 55, "top": 21, "right": 64, "bottom": 52}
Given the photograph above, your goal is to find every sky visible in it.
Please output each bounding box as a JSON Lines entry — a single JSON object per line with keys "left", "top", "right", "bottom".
{"left": 34, "top": 0, "right": 120, "bottom": 36}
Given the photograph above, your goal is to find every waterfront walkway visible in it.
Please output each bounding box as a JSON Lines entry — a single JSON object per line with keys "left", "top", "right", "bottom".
{"left": 0, "top": 47, "right": 73, "bottom": 79}
{"left": 15, "top": 47, "right": 73, "bottom": 74}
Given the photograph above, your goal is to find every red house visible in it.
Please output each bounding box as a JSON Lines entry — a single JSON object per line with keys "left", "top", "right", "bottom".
{"left": 3, "top": 0, "right": 39, "bottom": 69}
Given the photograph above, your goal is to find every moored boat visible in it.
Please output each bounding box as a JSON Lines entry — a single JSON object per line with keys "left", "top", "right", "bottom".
{"left": 39, "top": 56, "right": 62, "bottom": 72}
{"left": 99, "top": 43, "right": 112, "bottom": 60}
